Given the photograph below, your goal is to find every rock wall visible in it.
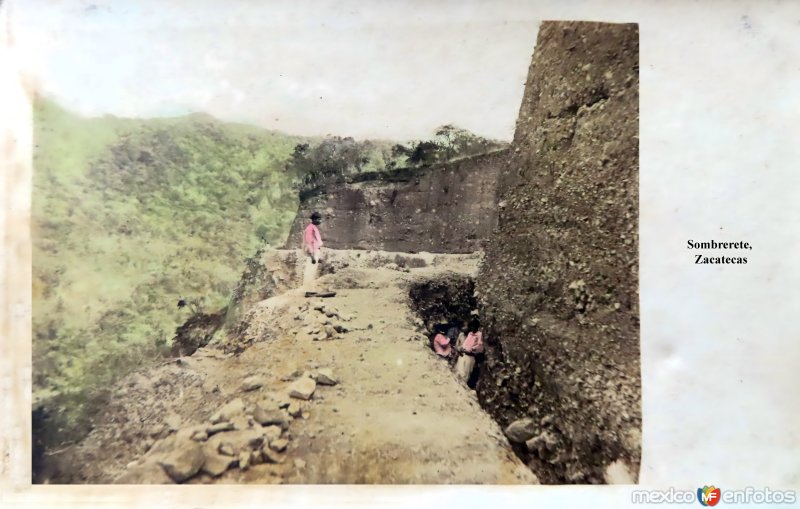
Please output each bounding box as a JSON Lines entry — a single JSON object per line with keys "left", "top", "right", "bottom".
{"left": 474, "top": 21, "right": 640, "bottom": 483}
{"left": 284, "top": 150, "right": 507, "bottom": 253}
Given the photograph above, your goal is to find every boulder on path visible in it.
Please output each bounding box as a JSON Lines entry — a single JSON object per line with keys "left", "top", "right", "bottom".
{"left": 206, "top": 428, "right": 266, "bottom": 455}
{"left": 114, "top": 461, "right": 175, "bottom": 484}
{"left": 288, "top": 377, "right": 316, "bottom": 400}
{"left": 207, "top": 422, "right": 235, "bottom": 435}
{"left": 287, "top": 401, "right": 302, "bottom": 418}
{"left": 209, "top": 398, "right": 246, "bottom": 423}
{"left": 202, "top": 453, "right": 237, "bottom": 477}
{"left": 269, "top": 438, "right": 289, "bottom": 452}
{"left": 252, "top": 404, "right": 290, "bottom": 430}
{"left": 261, "top": 392, "right": 292, "bottom": 410}
{"left": 156, "top": 440, "right": 206, "bottom": 482}
{"left": 238, "top": 450, "right": 251, "bottom": 470}
{"left": 261, "top": 446, "right": 283, "bottom": 464}
{"left": 505, "top": 417, "right": 538, "bottom": 443}
{"left": 263, "top": 425, "right": 282, "bottom": 442}
{"left": 316, "top": 368, "right": 338, "bottom": 386}
{"left": 241, "top": 376, "right": 264, "bottom": 392}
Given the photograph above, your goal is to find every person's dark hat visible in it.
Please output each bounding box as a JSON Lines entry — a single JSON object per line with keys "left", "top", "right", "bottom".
{"left": 310, "top": 211, "right": 322, "bottom": 221}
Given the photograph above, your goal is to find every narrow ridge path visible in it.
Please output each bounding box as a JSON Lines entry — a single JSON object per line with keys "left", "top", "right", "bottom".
{"left": 225, "top": 250, "right": 537, "bottom": 483}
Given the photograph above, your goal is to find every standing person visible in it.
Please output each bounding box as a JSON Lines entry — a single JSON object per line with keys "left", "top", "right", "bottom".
{"left": 455, "top": 318, "right": 485, "bottom": 386}
{"left": 302, "top": 212, "right": 323, "bottom": 286}
{"left": 303, "top": 211, "right": 323, "bottom": 263}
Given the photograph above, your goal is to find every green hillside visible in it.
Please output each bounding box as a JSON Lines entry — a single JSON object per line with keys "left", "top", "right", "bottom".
{"left": 32, "top": 99, "right": 305, "bottom": 443}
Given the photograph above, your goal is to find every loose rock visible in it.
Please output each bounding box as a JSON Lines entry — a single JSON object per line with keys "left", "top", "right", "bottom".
{"left": 207, "top": 422, "right": 235, "bottom": 435}
{"left": 505, "top": 417, "right": 538, "bottom": 443}
{"left": 316, "top": 368, "right": 338, "bottom": 386}
{"left": 241, "top": 376, "right": 264, "bottom": 392}
{"left": 157, "top": 440, "right": 206, "bottom": 482}
{"left": 270, "top": 438, "right": 289, "bottom": 452}
{"left": 287, "top": 401, "right": 302, "bottom": 418}
{"left": 252, "top": 405, "right": 290, "bottom": 430}
{"left": 191, "top": 430, "right": 208, "bottom": 442}
{"left": 263, "top": 425, "right": 282, "bottom": 442}
{"left": 114, "top": 461, "right": 174, "bottom": 484}
{"left": 202, "top": 453, "right": 236, "bottom": 477}
{"left": 209, "top": 398, "right": 246, "bottom": 423}
{"left": 238, "top": 450, "right": 251, "bottom": 470}
{"left": 288, "top": 377, "right": 316, "bottom": 400}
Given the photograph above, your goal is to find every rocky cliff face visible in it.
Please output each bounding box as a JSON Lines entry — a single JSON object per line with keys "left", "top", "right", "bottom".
{"left": 474, "top": 21, "right": 640, "bottom": 483}
{"left": 285, "top": 150, "right": 507, "bottom": 253}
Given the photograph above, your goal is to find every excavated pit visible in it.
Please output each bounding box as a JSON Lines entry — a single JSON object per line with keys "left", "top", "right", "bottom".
{"left": 408, "top": 274, "right": 542, "bottom": 475}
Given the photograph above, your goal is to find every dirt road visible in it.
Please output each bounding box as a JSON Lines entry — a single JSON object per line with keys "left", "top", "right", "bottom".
{"left": 52, "top": 250, "right": 537, "bottom": 484}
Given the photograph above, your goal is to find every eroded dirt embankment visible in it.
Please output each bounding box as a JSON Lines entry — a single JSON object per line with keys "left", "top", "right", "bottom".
{"left": 475, "top": 21, "right": 641, "bottom": 484}
{"left": 39, "top": 249, "right": 536, "bottom": 485}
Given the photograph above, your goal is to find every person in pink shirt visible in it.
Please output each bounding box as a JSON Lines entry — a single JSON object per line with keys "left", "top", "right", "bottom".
{"left": 455, "top": 319, "right": 485, "bottom": 386}
{"left": 303, "top": 211, "right": 323, "bottom": 264}
{"left": 433, "top": 326, "right": 459, "bottom": 358}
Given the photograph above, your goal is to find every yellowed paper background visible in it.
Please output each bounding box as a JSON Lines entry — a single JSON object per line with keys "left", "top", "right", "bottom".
{"left": 2, "top": 0, "right": 798, "bottom": 507}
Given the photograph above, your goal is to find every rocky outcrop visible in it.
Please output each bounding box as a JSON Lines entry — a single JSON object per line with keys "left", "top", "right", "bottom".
{"left": 474, "top": 21, "right": 640, "bottom": 483}
{"left": 285, "top": 150, "right": 508, "bottom": 253}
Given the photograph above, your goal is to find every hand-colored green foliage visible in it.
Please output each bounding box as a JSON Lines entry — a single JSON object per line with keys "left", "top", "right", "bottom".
{"left": 32, "top": 98, "right": 305, "bottom": 444}
{"left": 392, "top": 124, "right": 507, "bottom": 167}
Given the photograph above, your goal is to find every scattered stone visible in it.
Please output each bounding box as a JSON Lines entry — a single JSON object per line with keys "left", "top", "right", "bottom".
{"left": 261, "top": 392, "right": 291, "bottom": 410}
{"left": 241, "top": 376, "right": 264, "bottom": 392}
{"left": 210, "top": 398, "right": 245, "bottom": 423}
{"left": 505, "top": 417, "right": 538, "bottom": 443}
{"left": 157, "top": 441, "right": 206, "bottom": 482}
{"left": 114, "top": 461, "right": 174, "bottom": 484}
{"left": 205, "top": 428, "right": 266, "bottom": 456}
{"left": 294, "top": 458, "right": 306, "bottom": 469}
{"left": 238, "top": 450, "right": 251, "bottom": 470}
{"left": 525, "top": 430, "right": 559, "bottom": 459}
{"left": 261, "top": 446, "right": 283, "bottom": 464}
{"left": 218, "top": 443, "right": 235, "bottom": 456}
{"left": 287, "top": 401, "right": 302, "bottom": 418}
{"left": 207, "top": 422, "right": 235, "bottom": 435}
{"left": 252, "top": 405, "right": 290, "bottom": 430}
{"left": 202, "top": 453, "right": 236, "bottom": 477}
{"left": 288, "top": 377, "right": 316, "bottom": 400}
{"left": 316, "top": 368, "right": 337, "bottom": 386}
{"left": 250, "top": 449, "right": 263, "bottom": 466}
{"left": 263, "top": 425, "right": 282, "bottom": 442}
{"left": 191, "top": 430, "right": 208, "bottom": 442}
{"left": 231, "top": 415, "right": 251, "bottom": 431}
{"left": 270, "top": 438, "right": 289, "bottom": 452}
{"left": 324, "top": 324, "right": 337, "bottom": 339}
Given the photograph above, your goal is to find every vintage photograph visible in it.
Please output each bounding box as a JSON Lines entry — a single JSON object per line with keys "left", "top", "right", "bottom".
{"left": 24, "top": 2, "right": 640, "bottom": 484}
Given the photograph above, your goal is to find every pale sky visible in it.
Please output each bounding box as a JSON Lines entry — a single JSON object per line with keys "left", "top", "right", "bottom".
{"left": 11, "top": 0, "right": 557, "bottom": 141}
